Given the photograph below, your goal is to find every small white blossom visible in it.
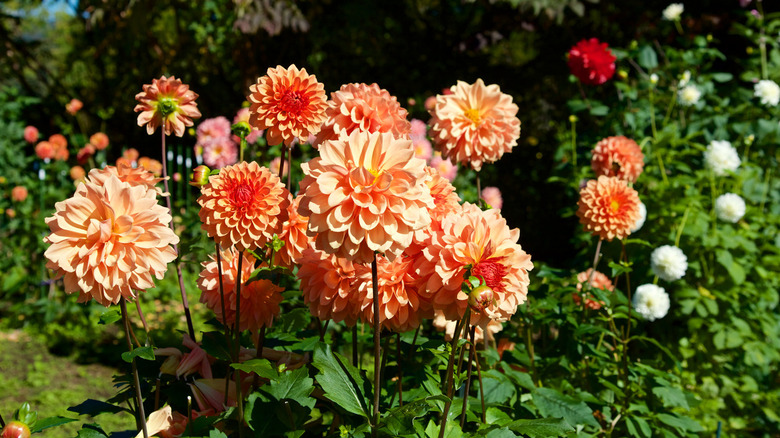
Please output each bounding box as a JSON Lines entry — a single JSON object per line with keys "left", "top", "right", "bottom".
{"left": 715, "top": 193, "right": 746, "bottom": 223}
{"left": 650, "top": 74, "right": 659, "bottom": 85}
{"left": 662, "top": 3, "right": 684, "bottom": 21}
{"left": 754, "top": 80, "right": 780, "bottom": 106}
{"left": 678, "top": 84, "right": 701, "bottom": 106}
{"left": 679, "top": 70, "right": 691, "bottom": 87}
{"left": 704, "top": 140, "right": 741, "bottom": 176}
{"left": 631, "top": 201, "right": 647, "bottom": 232}
{"left": 633, "top": 284, "right": 670, "bottom": 321}
{"left": 651, "top": 245, "right": 688, "bottom": 282}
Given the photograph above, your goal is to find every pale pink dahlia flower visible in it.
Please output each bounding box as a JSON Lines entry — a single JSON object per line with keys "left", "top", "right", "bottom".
{"left": 196, "top": 117, "right": 232, "bottom": 146}
{"left": 201, "top": 137, "right": 239, "bottom": 169}
{"left": 430, "top": 152, "right": 458, "bottom": 182}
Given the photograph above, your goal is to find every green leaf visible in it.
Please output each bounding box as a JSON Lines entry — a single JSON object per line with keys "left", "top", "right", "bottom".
{"left": 121, "top": 346, "right": 155, "bottom": 363}
{"left": 589, "top": 105, "right": 609, "bottom": 116}
{"left": 382, "top": 395, "right": 448, "bottom": 436}
{"left": 656, "top": 413, "right": 703, "bottom": 432}
{"left": 507, "top": 418, "right": 574, "bottom": 437}
{"left": 263, "top": 367, "right": 316, "bottom": 409}
{"left": 637, "top": 45, "right": 658, "bottom": 69}
{"left": 652, "top": 386, "right": 689, "bottom": 409}
{"left": 608, "top": 261, "right": 632, "bottom": 277}
{"left": 98, "top": 309, "right": 121, "bottom": 325}
{"left": 75, "top": 424, "right": 108, "bottom": 438}
{"left": 716, "top": 250, "right": 746, "bottom": 284}
{"left": 484, "top": 428, "right": 519, "bottom": 438}
{"left": 532, "top": 387, "right": 599, "bottom": 427}
{"left": 711, "top": 73, "right": 733, "bottom": 82}
{"left": 482, "top": 370, "right": 516, "bottom": 404}
{"left": 312, "top": 343, "right": 371, "bottom": 418}
{"left": 201, "top": 331, "right": 233, "bottom": 362}
{"left": 275, "top": 308, "right": 311, "bottom": 334}
{"left": 29, "top": 416, "right": 77, "bottom": 433}
{"left": 626, "top": 416, "right": 652, "bottom": 437}
{"left": 232, "top": 358, "right": 279, "bottom": 380}
{"left": 209, "top": 429, "right": 229, "bottom": 438}
{"left": 68, "top": 399, "right": 127, "bottom": 416}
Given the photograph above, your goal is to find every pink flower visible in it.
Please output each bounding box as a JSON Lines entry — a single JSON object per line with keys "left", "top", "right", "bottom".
{"left": 413, "top": 138, "right": 433, "bottom": 162}
{"left": 196, "top": 117, "right": 232, "bottom": 146}
{"left": 410, "top": 119, "right": 428, "bottom": 142}
{"left": 35, "top": 141, "right": 54, "bottom": 160}
{"left": 24, "top": 126, "right": 39, "bottom": 144}
{"left": 430, "top": 152, "right": 458, "bottom": 182}
{"left": 66, "top": 98, "right": 83, "bottom": 115}
{"left": 90, "top": 132, "right": 109, "bottom": 150}
{"left": 269, "top": 157, "right": 288, "bottom": 177}
{"left": 201, "top": 137, "right": 239, "bottom": 169}
{"left": 481, "top": 186, "right": 503, "bottom": 209}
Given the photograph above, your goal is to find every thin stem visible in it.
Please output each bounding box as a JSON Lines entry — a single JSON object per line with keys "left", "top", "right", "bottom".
{"left": 438, "top": 310, "right": 469, "bottom": 438}
{"left": 476, "top": 172, "right": 482, "bottom": 206}
{"left": 239, "top": 137, "right": 247, "bottom": 163}
{"left": 585, "top": 238, "right": 604, "bottom": 289}
{"left": 234, "top": 252, "right": 245, "bottom": 437}
{"left": 215, "top": 245, "right": 229, "bottom": 330}
{"left": 663, "top": 87, "right": 678, "bottom": 126}
{"left": 278, "top": 145, "right": 287, "bottom": 188}
{"left": 570, "top": 118, "right": 578, "bottom": 167}
{"left": 286, "top": 146, "right": 293, "bottom": 192}
{"left": 161, "top": 130, "right": 196, "bottom": 341}
{"left": 649, "top": 89, "right": 658, "bottom": 138}
{"left": 134, "top": 298, "right": 150, "bottom": 344}
{"left": 476, "top": 349, "right": 486, "bottom": 423}
{"left": 253, "top": 327, "right": 267, "bottom": 389}
{"left": 577, "top": 81, "right": 592, "bottom": 111}
{"left": 621, "top": 243, "right": 633, "bottom": 411}
{"left": 759, "top": 168, "right": 772, "bottom": 213}
{"left": 352, "top": 325, "right": 359, "bottom": 368}
{"left": 371, "top": 253, "right": 381, "bottom": 437}
{"left": 525, "top": 323, "right": 538, "bottom": 387}
{"left": 674, "top": 206, "right": 690, "bottom": 247}
{"left": 655, "top": 150, "right": 670, "bottom": 186}
{"left": 460, "top": 326, "right": 477, "bottom": 428}
{"left": 121, "top": 299, "right": 148, "bottom": 438}
{"left": 408, "top": 326, "right": 420, "bottom": 357}
{"left": 396, "top": 332, "right": 404, "bottom": 407}
{"left": 319, "top": 319, "right": 329, "bottom": 342}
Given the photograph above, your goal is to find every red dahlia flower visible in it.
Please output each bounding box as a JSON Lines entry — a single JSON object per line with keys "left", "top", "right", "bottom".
{"left": 568, "top": 38, "right": 616, "bottom": 86}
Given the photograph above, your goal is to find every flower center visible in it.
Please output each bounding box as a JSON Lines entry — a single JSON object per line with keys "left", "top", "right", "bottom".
{"left": 280, "top": 90, "right": 310, "bottom": 116}
{"left": 157, "top": 97, "right": 178, "bottom": 118}
{"left": 230, "top": 182, "right": 255, "bottom": 209}
{"left": 610, "top": 199, "right": 620, "bottom": 212}
{"left": 472, "top": 258, "right": 508, "bottom": 292}
{"left": 464, "top": 108, "right": 481, "bottom": 125}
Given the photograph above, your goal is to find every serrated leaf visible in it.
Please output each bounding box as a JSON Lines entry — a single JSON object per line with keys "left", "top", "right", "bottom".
{"left": 121, "top": 346, "right": 155, "bottom": 363}
{"left": 652, "top": 387, "right": 689, "bottom": 409}
{"left": 68, "top": 399, "right": 127, "bottom": 416}
{"left": 232, "top": 358, "right": 279, "bottom": 379}
{"left": 507, "top": 418, "right": 574, "bottom": 437}
{"left": 532, "top": 387, "right": 599, "bottom": 427}
{"left": 484, "top": 428, "right": 518, "bottom": 438}
{"left": 263, "top": 367, "right": 316, "bottom": 409}
{"left": 481, "top": 370, "right": 516, "bottom": 404}
{"left": 312, "top": 343, "right": 371, "bottom": 418}
{"left": 276, "top": 308, "right": 311, "bottom": 334}
{"left": 200, "top": 331, "right": 233, "bottom": 362}
{"left": 98, "top": 309, "right": 121, "bottom": 325}
{"left": 626, "top": 416, "right": 652, "bottom": 437}
{"left": 656, "top": 413, "right": 703, "bottom": 432}
{"left": 382, "top": 395, "right": 448, "bottom": 436}
{"left": 29, "top": 416, "right": 77, "bottom": 433}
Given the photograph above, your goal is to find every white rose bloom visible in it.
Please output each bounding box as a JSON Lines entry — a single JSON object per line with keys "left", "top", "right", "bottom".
{"left": 651, "top": 245, "right": 688, "bottom": 282}
{"left": 715, "top": 193, "right": 746, "bottom": 223}
{"left": 662, "top": 3, "right": 684, "bottom": 21}
{"left": 704, "top": 140, "right": 741, "bottom": 176}
{"left": 678, "top": 84, "right": 701, "bottom": 106}
{"left": 633, "top": 284, "right": 670, "bottom": 321}
{"left": 631, "top": 201, "right": 647, "bottom": 232}
{"left": 754, "top": 80, "right": 780, "bottom": 106}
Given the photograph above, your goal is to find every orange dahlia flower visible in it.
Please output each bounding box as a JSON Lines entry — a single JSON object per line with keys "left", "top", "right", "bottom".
{"left": 44, "top": 174, "right": 178, "bottom": 306}
{"left": 197, "top": 247, "right": 284, "bottom": 331}
{"left": 134, "top": 75, "right": 201, "bottom": 137}
{"left": 356, "top": 253, "right": 431, "bottom": 333}
{"left": 298, "top": 130, "right": 433, "bottom": 264}
{"left": 591, "top": 136, "right": 644, "bottom": 182}
{"left": 35, "top": 141, "right": 55, "bottom": 160}
{"left": 90, "top": 132, "right": 109, "bottom": 150}
{"left": 297, "top": 247, "right": 362, "bottom": 326}
{"left": 415, "top": 203, "right": 533, "bottom": 325}
{"left": 313, "top": 83, "right": 410, "bottom": 149}
{"left": 273, "top": 195, "right": 310, "bottom": 270}
{"left": 428, "top": 79, "right": 521, "bottom": 171}
{"left": 573, "top": 268, "right": 614, "bottom": 310}
{"left": 248, "top": 64, "right": 328, "bottom": 147}
{"left": 576, "top": 175, "right": 640, "bottom": 241}
{"left": 407, "top": 166, "right": 462, "bottom": 253}
{"left": 89, "top": 163, "right": 164, "bottom": 194}
{"left": 198, "top": 161, "right": 290, "bottom": 252}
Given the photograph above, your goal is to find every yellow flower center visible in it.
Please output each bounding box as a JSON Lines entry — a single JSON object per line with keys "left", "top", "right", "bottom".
{"left": 610, "top": 200, "right": 620, "bottom": 212}
{"left": 464, "top": 108, "right": 481, "bottom": 125}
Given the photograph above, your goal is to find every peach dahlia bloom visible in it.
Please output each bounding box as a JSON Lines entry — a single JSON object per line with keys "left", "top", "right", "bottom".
{"left": 35, "top": 141, "right": 55, "bottom": 160}
{"left": 88, "top": 163, "right": 164, "bottom": 194}
{"left": 273, "top": 195, "right": 310, "bottom": 270}
{"left": 298, "top": 130, "right": 433, "bottom": 264}
{"left": 591, "top": 136, "right": 645, "bottom": 183}
{"left": 428, "top": 79, "right": 521, "bottom": 171}
{"left": 197, "top": 248, "right": 284, "bottom": 331}
{"left": 198, "top": 161, "right": 290, "bottom": 252}
{"left": 90, "top": 132, "right": 109, "bottom": 150}
{"left": 44, "top": 174, "right": 178, "bottom": 306}
{"left": 313, "top": 83, "right": 411, "bottom": 149}
{"left": 576, "top": 175, "right": 640, "bottom": 241}
{"left": 248, "top": 64, "right": 328, "bottom": 147}
{"left": 297, "top": 247, "right": 362, "bottom": 326}
{"left": 11, "top": 186, "right": 28, "bottom": 202}
{"left": 134, "top": 75, "right": 201, "bottom": 137}
{"left": 416, "top": 203, "right": 533, "bottom": 325}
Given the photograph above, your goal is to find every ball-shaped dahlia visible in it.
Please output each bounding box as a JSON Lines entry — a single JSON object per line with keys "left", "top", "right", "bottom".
{"left": 650, "top": 245, "right": 687, "bottom": 282}
{"left": 198, "top": 248, "right": 284, "bottom": 331}
{"left": 273, "top": 195, "right": 310, "bottom": 270}
{"left": 198, "top": 161, "right": 290, "bottom": 252}
{"left": 704, "top": 140, "right": 740, "bottom": 176}
{"left": 633, "top": 284, "right": 670, "bottom": 321}
{"left": 715, "top": 193, "right": 746, "bottom": 223}
{"left": 428, "top": 79, "right": 521, "bottom": 171}
{"left": 567, "top": 38, "right": 616, "bottom": 86}
{"left": 297, "top": 247, "right": 363, "bottom": 326}
{"left": 248, "top": 64, "right": 328, "bottom": 147}
{"left": 576, "top": 175, "right": 641, "bottom": 241}
{"left": 356, "top": 253, "right": 432, "bottom": 333}
{"left": 415, "top": 203, "right": 533, "bottom": 325}
{"left": 591, "top": 136, "right": 645, "bottom": 183}
{"left": 298, "top": 130, "right": 433, "bottom": 264}
{"left": 313, "top": 83, "right": 411, "bottom": 149}
{"left": 134, "top": 75, "right": 201, "bottom": 137}
{"left": 44, "top": 175, "right": 179, "bottom": 306}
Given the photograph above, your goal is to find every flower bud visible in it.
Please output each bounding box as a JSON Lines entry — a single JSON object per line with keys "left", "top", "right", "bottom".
{"left": 617, "top": 69, "right": 628, "bottom": 80}
{"left": 232, "top": 121, "right": 251, "bottom": 140}
{"left": 468, "top": 285, "right": 494, "bottom": 312}
{"left": 189, "top": 165, "right": 211, "bottom": 187}
{"left": 650, "top": 73, "right": 659, "bottom": 85}
{"left": 569, "top": 115, "right": 578, "bottom": 123}
{"left": 1, "top": 422, "right": 31, "bottom": 438}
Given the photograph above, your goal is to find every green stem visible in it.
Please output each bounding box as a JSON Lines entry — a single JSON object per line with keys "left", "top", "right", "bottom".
{"left": 234, "top": 252, "right": 245, "bottom": 437}
{"left": 121, "top": 299, "right": 148, "bottom": 438}
{"left": 655, "top": 150, "right": 669, "bottom": 186}
{"left": 674, "top": 206, "right": 690, "bottom": 247}
{"left": 649, "top": 89, "right": 658, "bottom": 138}
{"left": 459, "top": 326, "right": 477, "bottom": 428}
{"left": 438, "top": 310, "right": 470, "bottom": 438}
{"left": 570, "top": 118, "right": 578, "bottom": 167}
{"left": 663, "top": 87, "right": 677, "bottom": 126}
{"left": 372, "top": 253, "right": 381, "bottom": 437}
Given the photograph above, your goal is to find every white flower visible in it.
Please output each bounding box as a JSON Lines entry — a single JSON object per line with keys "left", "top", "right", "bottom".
{"left": 650, "top": 74, "right": 659, "bottom": 85}
{"left": 679, "top": 70, "right": 691, "bottom": 87}
{"left": 631, "top": 201, "right": 647, "bottom": 232}
{"left": 704, "top": 140, "right": 741, "bottom": 176}
{"left": 633, "top": 284, "right": 670, "bottom": 321}
{"left": 651, "top": 245, "right": 688, "bottom": 282}
{"left": 678, "top": 84, "right": 701, "bottom": 106}
{"left": 715, "top": 193, "right": 746, "bottom": 223}
{"left": 662, "top": 3, "right": 684, "bottom": 21}
{"left": 754, "top": 80, "right": 780, "bottom": 106}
